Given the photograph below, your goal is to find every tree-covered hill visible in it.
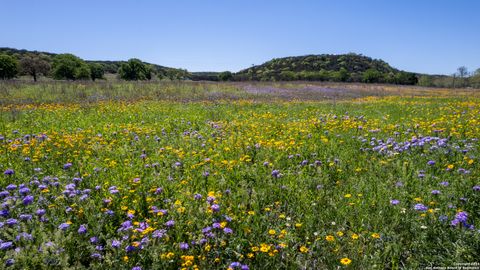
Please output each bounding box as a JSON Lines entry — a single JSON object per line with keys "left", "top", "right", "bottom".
{"left": 235, "top": 53, "right": 418, "bottom": 84}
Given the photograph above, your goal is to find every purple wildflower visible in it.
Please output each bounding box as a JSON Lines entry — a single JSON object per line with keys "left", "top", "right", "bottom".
{"left": 211, "top": 204, "right": 220, "bottom": 212}
{"left": 152, "top": 229, "right": 167, "bottom": 239}
{"left": 6, "top": 184, "right": 17, "bottom": 190}
{"left": 19, "top": 214, "right": 32, "bottom": 221}
{"left": 230, "top": 262, "right": 241, "bottom": 268}
{"left": 3, "top": 169, "right": 14, "bottom": 176}
{"left": 125, "top": 245, "right": 137, "bottom": 253}
{"left": 6, "top": 219, "right": 18, "bottom": 226}
{"left": 390, "top": 199, "right": 400, "bottom": 205}
{"left": 450, "top": 218, "right": 460, "bottom": 226}
{"left": 0, "top": 191, "right": 10, "bottom": 198}
{"left": 455, "top": 211, "right": 468, "bottom": 223}
{"left": 15, "top": 232, "right": 33, "bottom": 241}
{"left": 5, "top": 259, "right": 14, "bottom": 267}
{"left": 19, "top": 187, "right": 30, "bottom": 195}
{"left": 179, "top": 242, "right": 189, "bottom": 250}
{"left": 414, "top": 204, "right": 428, "bottom": 211}
{"left": 165, "top": 220, "right": 175, "bottom": 227}
{"left": 202, "top": 226, "right": 212, "bottom": 233}
{"left": 111, "top": 240, "right": 121, "bottom": 248}
{"left": 439, "top": 215, "right": 448, "bottom": 222}
{"left": 0, "top": 210, "right": 9, "bottom": 217}
{"left": 0, "top": 242, "right": 13, "bottom": 250}
{"left": 78, "top": 224, "right": 87, "bottom": 235}
{"left": 58, "top": 222, "right": 71, "bottom": 231}
{"left": 90, "top": 253, "right": 102, "bottom": 259}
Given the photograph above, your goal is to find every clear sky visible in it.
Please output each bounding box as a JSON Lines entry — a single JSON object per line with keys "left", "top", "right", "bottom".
{"left": 1, "top": 0, "right": 479, "bottom": 74}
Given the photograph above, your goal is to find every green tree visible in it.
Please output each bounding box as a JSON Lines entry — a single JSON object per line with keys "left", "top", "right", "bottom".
{"left": 118, "top": 59, "right": 150, "bottom": 80}
{"left": 279, "top": 71, "right": 297, "bottom": 81}
{"left": 394, "top": 71, "right": 418, "bottom": 85}
{"left": 75, "top": 64, "right": 91, "bottom": 80}
{"left": 332, "top": 68, "right": 349, "bottom": 82}
{"left": 362, "top": 69, "right": 383, "bottom": 83}
{"left": 89, "top": 63, "right": 104, "bottom": 81}
{"left": 470, "top": 68, "right": 480, "bottom": 88}
{"left": 0, "top": 54, "right": 19, "bottom": 80}
{"left": 19, "top": 54, "right": 51, "bottom": 82}
{"left": 418, "top": 75, "right": 433, "bottom": 87}
{"left": 145, "top": 65, "right": 154, "bottom": 80}
{"left": 218, "top": 71, "right": 233, "bottom": 81}
{"left": 52, "top": 54, "right": 89, "bottom": 80}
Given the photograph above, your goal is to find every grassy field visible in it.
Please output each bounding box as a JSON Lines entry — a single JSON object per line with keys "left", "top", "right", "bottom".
{"left": 0, "top": 82, "right": 479, "bottom": 269}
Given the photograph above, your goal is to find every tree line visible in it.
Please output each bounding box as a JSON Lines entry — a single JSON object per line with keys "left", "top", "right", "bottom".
{"left": 0, "top": 50, "right": 188, "bottom": 82}
{"left": 417, "top": 66, "right": 480, "bottom": 88}
{"left": 1, "top": 49, "right": 479, "bottom": 87}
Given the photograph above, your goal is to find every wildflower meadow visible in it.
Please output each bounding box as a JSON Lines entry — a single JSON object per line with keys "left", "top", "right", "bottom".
{"left": 0, "top": 82, "right": 479, "bottom": 269}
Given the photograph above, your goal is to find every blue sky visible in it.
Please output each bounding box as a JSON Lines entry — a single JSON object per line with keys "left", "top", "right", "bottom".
{"left": 1, "top": 0, "right": 479, "bottom": 74}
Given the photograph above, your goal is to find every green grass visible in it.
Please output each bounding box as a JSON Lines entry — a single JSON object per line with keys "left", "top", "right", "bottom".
{"left": 0, "top": 82, "right": 479, "bottom": 269}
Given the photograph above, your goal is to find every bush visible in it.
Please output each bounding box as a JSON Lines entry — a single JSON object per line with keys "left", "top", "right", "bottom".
{"left": 118, "top": 59, "right": 151, "bottom": 81}
{"left": 362, "top": 69, "right": 383, "bottom": 83}
{"left": 218, "top": 71, "right": 233, "bottom": 81}
{"left": 52, "top": 54, "right": 90, "bottom": 80}
{"left": 0, "top": 54, "right": 19, "bottom": 79}
{"left": 89, "top": 63, "right": 104, "bottom": 81}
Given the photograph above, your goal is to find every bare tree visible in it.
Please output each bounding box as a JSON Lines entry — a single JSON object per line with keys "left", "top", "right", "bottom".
{"left": 457, "top": 66, "right": 468, "bottom": 78}
{"left": 20, "top": 54, "right": 51, "bottom": 82}
{"left": 455, "top": 66, "right": 469, "bottom": 87}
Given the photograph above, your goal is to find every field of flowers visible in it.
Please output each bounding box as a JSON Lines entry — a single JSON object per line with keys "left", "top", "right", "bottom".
{"left": 0, "top": 83, "right": 479, "bottom": 269}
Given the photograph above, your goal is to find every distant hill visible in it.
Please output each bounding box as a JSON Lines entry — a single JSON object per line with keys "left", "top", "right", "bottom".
{"left": 0, "top": 47, "right": 189, "bottom": 79}
{"left": 235, "top": 53, "right": 418, "bottom": 84}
